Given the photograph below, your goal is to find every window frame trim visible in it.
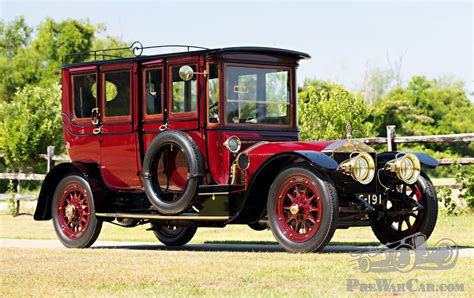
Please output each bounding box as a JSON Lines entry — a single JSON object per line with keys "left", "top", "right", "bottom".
{"left": 167, "top": 61, "right": 199, "bottom": 119}
{"left": 142, "top": 66, "right": 164, "bottom": 121}
{"left": 70, "top": 71, "right": 98, "bottom": 125}
{"left": 206, "top": 61, "right": 221, "bottom": 127}
{"left": 223, "top": 62, "right": 295, "bottom": 128}
{"left": 100, "top": 67, "right": 133, "bottom": 122}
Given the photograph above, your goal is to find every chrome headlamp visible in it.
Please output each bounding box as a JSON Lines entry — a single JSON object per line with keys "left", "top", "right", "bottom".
{"left": 385, "top": 153, "right": 421, "bottom": 184}
{"left": 338, "top": 152, "right": 375, "bottom": 185}
{"left": 224, "top": 136, "right": 241, "bottom": 153}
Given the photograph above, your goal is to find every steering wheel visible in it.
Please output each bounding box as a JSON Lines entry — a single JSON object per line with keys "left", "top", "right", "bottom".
{"left": 209, "top": 102, "right": 219, "bottom": 122}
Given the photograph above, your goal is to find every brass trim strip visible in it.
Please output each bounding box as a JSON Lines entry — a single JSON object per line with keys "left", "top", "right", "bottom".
{"left": 198, "top": 192, "right": 229, "bottom": 196}
{"left": 96, "top": 212, "right": 229, "bottom": 221}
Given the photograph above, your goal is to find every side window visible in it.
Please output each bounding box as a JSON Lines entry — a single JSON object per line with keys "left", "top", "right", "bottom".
{"left": 103, "top": 70, "right": 131, "bottom": 117}
{"left": 171, "top": 65, "right": 197, "bottom": 114}
{"left": 73, "top": 73, "right": 96, "bottom": 119}
{"left": 145, "top": 69, "right": 163, "bottom": 115}
{"left": 208, "top": 64, "right": 219, "bottom": 123}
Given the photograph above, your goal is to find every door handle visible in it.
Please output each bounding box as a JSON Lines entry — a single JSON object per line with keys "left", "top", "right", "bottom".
{"left": 91, "top": 108, "right": 100, "bottom": 125}
{"left": 93, "top": 125, "right": 102, "bottom": 135}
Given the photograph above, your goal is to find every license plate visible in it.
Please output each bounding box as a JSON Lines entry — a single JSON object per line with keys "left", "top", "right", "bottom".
{"left": 358, "top": 193, "right": 382, "bottom": 205}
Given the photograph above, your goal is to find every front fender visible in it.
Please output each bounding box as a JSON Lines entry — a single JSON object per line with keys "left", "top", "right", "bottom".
{"left": 288, "top": 150, "right": 339, "bottom": 172}
{"left": 377, "top": 151, "right": 439, "bottom": 169}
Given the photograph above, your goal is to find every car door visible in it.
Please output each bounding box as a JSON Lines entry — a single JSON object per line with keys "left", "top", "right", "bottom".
{"left": 63, "top": 66, "right": 101, "bottom": 163}
{"left": 98, "top": 63, "right": 141, "bottom": 189}
{"left": 141, "top": 57, "right": 205, "bottom": 152}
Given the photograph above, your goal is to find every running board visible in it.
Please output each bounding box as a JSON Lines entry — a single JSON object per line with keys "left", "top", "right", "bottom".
{"left": 95, "top": 212, "right": 229, "bottom": 221}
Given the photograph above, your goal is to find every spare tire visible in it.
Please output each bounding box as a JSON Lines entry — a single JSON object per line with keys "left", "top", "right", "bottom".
{"left": 143, "top": 130, "right": 203, "bottom": 214}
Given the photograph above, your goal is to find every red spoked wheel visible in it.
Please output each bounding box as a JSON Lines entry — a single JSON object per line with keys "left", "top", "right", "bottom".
{"left": 268, "top": 164, "right": 338, "bottom": 253}
{"left": 274, "top": 175, "right": 323, "bottom": 243}
{"left": 372, "top": 173, "right": 438, "bottom": 247}
{"left": 52, "top": 175, "right": 102, "bottom": 248}
{"left": 57, "top": 183, "right": 91, "bottom": 239}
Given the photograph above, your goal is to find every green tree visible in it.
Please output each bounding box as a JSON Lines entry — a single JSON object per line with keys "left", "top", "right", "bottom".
{"left": 0, "top": 18, "right": 98, "bottom": 102}
{"left": 0, "top": 17, "right": 127, "bottom": 176}
{"left": 369, "top": 76, "right": 474, "bottom": 157}
{"left": 0, "top": 84, "right": 62, "bottom": 173}
{"left": 298, "top": 80, "right": 372, "bottom": 141}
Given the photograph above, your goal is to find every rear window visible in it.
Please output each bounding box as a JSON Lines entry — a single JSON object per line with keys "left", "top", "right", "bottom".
{"left": 73, "top": 73, "right": 97, "bottom": 119}
{"left": 103, "top": 70, "right": 131, "bottom": 117}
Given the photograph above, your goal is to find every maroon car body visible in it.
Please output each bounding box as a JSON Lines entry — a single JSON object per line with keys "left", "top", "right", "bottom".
{"left": 34, "top": 44, "right": 439, "bottom": 252}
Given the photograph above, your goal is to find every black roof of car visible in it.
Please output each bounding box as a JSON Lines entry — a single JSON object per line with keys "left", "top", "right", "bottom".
{"left": 62, "top": 44, "right": 311, "bottom": 68}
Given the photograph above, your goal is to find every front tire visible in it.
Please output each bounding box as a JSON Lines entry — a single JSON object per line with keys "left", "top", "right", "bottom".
{"left": 371, "top": 173, "right": 438, "bottom": 246}
{"left": 267, "top": 164, "right": 338, "bottom": 253}
{"left": 51, "top": 174, "right": 102, "bottom": 248}
{"left": 151, "top": 223, "right": 197, "bottom": 246}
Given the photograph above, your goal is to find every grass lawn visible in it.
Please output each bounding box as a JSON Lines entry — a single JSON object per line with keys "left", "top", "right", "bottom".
{"left": 1, "top": 207, "right": 473, "bottom": 296}
{"left": 1, "top": 247, "right": 473, "bottom": 297}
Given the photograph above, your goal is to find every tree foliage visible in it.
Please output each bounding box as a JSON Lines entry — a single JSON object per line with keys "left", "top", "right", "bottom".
{"left": 0, "top": 17, "right": 98, "bottom": 102}
{"left": 0, "top": 84, "right": 62, "bottom": 172}
{"left": 369, "top": 76, "right": 474, "bottom": 157}
{"left": 298, "top": 80, "right": 372, "bottom": 141}
{"left": 0, "top": 17, "right": 115, "bottom": 173}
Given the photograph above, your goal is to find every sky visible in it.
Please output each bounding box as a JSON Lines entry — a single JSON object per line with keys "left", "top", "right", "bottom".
{"left": 1, "top": 0, "right": 473, "bottom": 97}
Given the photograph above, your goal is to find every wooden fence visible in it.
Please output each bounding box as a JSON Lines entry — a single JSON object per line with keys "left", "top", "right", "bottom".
{"left": 0, "top": 126, "right": 473, "bottom": 210}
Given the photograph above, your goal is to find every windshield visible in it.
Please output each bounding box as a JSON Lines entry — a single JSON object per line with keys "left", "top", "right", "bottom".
{"left": 225, "top": 66, "right": 291, "bottom": 126}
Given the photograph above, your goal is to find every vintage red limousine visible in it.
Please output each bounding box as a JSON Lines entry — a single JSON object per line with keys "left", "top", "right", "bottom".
{"left": 34, "top": 43, "right": 439, "bottom": 252}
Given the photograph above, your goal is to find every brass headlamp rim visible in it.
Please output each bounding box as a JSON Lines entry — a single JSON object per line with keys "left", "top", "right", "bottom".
{"left": 384, "top": 153, "right": 421, "bottom": 184}
{"left": 337, "top": 152, "right": 375, "bottom": 185}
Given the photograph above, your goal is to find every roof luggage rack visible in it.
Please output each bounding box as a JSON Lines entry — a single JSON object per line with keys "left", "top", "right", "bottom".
{"left": 62, "top": 41, "right": 209, "bottom": 63}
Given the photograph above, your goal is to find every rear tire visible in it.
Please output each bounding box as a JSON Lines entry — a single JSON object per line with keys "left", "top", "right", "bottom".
{"left": 51, "top": 174, "right": 102, "bottom": 248}
{"left": 151, "top": 223, "right": 197, "bottom": 246}
{"left": 267, "top": 163, "right": 338, "bottom": 253}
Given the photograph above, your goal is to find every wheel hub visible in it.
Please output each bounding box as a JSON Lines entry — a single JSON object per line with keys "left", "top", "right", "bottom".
{"left": 65, "top": 205, "right": 76, "bottom": 220}
{"left": 289, "top": 204, "right": 299, "bottom": 215}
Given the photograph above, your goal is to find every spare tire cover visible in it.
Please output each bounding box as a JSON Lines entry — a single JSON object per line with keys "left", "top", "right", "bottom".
{"left": 143, "top": 130, "right": 203, "bottom": 214}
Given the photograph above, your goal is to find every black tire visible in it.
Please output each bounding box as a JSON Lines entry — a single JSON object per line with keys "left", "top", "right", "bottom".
{"left": 267, "top": 163, "right": 338, "bottom": 253}
{"left": 372, "top": 173, "right": 438, "bottom": 246}
{"left": 143, "top": 130, "right": 203, "bottom": 215}
{"left": 151, "top": 223, "right": 197, "bottom": 246}
{"left": 248, "top": 221, "right": 268, "bottom": 231}
{"left": 51, "top": 174, "right": 102, "bottom": 248}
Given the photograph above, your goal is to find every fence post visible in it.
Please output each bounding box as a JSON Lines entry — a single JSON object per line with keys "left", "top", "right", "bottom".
{"left": 47, "top": 146, "right": 55, "bottom": 173}
{"left": 386, "top": 125, "right": 397, "bottom": 151}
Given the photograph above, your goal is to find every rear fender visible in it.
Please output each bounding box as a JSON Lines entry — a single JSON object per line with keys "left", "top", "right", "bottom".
{"left": 34, "top": 162, "right": 100, "bottom": 220}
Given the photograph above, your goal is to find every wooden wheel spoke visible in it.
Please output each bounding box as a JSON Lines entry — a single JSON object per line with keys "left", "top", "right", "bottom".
{"left": 397, "top": 220, "right": 403, "bottom": 231}
{"left": 294, "top": 185, "right": 301, "bottom": 196}
{"left": 294, "top": 220, "right": 302, "bottom": 233}
{"left": 286, "top": 214, "right": 296, "bottom": 224}
{"left": 287, "top": 193, "right": 296, "bottom": 203}
{"left": 307, "top": 215, "right": 317, "bottom": 224}
{"left": 303, "top": 220, "right": 309, "bottom": 232}
{"left": 405, "top": 218, "right": 412, "bottom": 229}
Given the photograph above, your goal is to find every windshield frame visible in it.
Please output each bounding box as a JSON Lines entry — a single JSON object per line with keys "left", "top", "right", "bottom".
{"left": 223, "top": 62, "right": 295, "bottom": 129}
